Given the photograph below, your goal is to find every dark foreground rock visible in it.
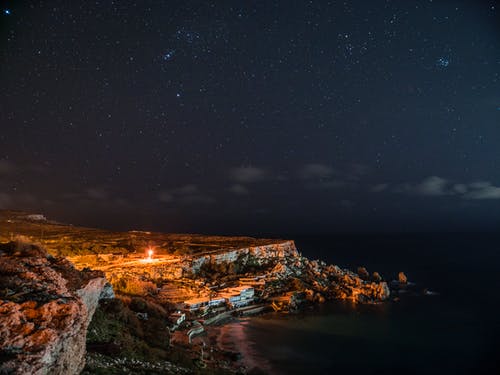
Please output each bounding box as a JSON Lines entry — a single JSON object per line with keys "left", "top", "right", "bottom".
{"left": 0, "top": 241, "right": 106, "bottom": 375}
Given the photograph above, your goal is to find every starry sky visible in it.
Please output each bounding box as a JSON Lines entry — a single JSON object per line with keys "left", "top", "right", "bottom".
{"left": 1, "top": 1, "right": 499, "bottom": 235}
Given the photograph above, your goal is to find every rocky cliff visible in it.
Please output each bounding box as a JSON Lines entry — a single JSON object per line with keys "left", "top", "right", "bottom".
{"left": 0, "top": 241, "right": 107, "bottom": 375}
{"left": 188, "top": 240, "right": 298, "bottom": 274}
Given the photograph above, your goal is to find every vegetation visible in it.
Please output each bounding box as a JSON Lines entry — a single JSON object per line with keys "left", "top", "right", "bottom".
{"left": 112, "top": 277, "right": 158, "bottom": 296}
{"left": 86, "top": 297, "right": 170, "bottom": 361}
{"left": 0, "top": 210, "right": 281, "bottom": 257}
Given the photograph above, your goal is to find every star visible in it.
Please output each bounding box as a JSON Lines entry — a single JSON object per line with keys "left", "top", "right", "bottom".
{"left": 436, "top": 57, "right": 450, "bottom": 68}
{"left": 4, "top": 9, "right": 11, "bottom": 15}
{"left": 163, "top": 50, "right": 175, "bottom": 61}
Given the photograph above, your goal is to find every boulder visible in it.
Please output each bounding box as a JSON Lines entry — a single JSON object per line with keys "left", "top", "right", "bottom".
{"left": 99, "top": 282, "right": 115, "bottom": 300}
{"left": 357, "top": 267, "right": 370, "bottom": 280}
{"left": 0, "top": 241, "right": 106, "bottom": 375}
{"left": 398, "top": 271, "right": 408, "bottom": 284}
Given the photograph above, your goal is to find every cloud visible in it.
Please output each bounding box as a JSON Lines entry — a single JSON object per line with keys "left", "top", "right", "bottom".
{"left": 0, "top": 192, "right": 37, "bottom": 209}
{"left": 347, "top": 163, "right": 370, "bottom": 181}
{"left": 158, "top": 184, "right": 215, "bottom": 205}
{"left": 228, "top": 184, "right": 249, "bottom": 195}
{"left": 384, "top": 176, "right": 500, "bottom": 200}
{"left": 85, "top": 187, "right": 108, "bottom": 200}
{"left": 230, "top": 166, "right": 266, "bottom": 183}
{"left": 158, "top": 191, "right": 173, "bottom": 202}
{"left": 0, "top": 160, "right": 49, "bottom": 177}
{"left": 172, "top": 184, "right": 198, "bottom": 195}
{"left": 0, "top": 160, "right": 14, "bottom": 175}
{"left": 453, "top": 184, "right": 467, "bottom": 194}
{"left": 299, "top": 163, "right": 370, "bottom": 191}
{"left": 339, "top": 199, "right": 355, "bottom": 208}
{"left": 371, "top": 183, "right": 388, "bottom": 192}
{"left": 464, "top": 182, "right": 500, "bottom": 200}
{"left": 392, "top": 176, "right": 449, "bottom": 196}
{"left": 413, "top": 176, "right": 449, "bottom": 196}
{"left": 179, "top": 195, "right": 215, "bottom": 204}
{"left": 0, "top": 193, "right": 13, "bottom": 208}
{"left": 306, "top": 180, "right": 349, "bottom": 190}
{"left": 299, "top": 163, "right": 334, "bottom": 179}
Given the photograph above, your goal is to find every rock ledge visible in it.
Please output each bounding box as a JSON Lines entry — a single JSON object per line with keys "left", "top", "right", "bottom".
{"left": 0, "top": 241, "right": 106, "bottom": 375}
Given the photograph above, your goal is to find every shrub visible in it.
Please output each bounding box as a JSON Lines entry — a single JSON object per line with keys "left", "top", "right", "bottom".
{"left": 114, "top": 277, "right": 157, "bottom": 296}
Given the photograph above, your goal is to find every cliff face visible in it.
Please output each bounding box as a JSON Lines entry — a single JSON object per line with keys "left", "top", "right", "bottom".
{"left": 188, "top": 240, "right": 298, "bottom": 275}
{"left": 0, "top": 241, "right": 107, "bottom": 375}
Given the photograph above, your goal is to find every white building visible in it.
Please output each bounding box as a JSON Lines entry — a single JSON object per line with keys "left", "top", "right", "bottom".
{"left": 221, "top": 286, "right": 255, "bottom": 308}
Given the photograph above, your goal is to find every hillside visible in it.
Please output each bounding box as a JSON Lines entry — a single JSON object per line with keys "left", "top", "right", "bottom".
{"left": 0, "top": 210, "right": 283, "bottom": 257}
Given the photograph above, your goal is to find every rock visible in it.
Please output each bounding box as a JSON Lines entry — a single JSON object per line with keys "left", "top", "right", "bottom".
{"left": 0, "top": 241, "right": 106, "bottom": 375}
{"left": 136, "top": 312, "right": 148, "bottom": 321}
{"left": 357, "top": 267, "right": 370, "bottom": 280}
{"left": 398, "top": 272, "right": 408, "bottom": 284}
{"left": 99, "top": 282, "right": 115, "bottom": 300}
{"left": 313, "top": 293, "right": 325, "bottom": 304}
{"left": 304, "top": 289, "right": 315, "bottom": 302}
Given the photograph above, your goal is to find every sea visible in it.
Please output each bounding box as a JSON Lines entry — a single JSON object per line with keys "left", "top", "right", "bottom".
{"left": 215, "top": 234, "right": 500, "bottom": 375}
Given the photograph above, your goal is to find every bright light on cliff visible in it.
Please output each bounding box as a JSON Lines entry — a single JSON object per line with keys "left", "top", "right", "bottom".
{"left": 140, "top": 248, "right": 155, "bottom": 263}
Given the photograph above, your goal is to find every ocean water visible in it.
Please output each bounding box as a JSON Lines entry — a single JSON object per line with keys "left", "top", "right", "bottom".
{"left": 217, "top": 234, "right": 500, "bottom": 374}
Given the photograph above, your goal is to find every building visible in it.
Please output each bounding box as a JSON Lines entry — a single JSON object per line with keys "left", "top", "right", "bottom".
{"left": 220, "top": 286, "right": 255, "bottom": 308}
{"left": 208, "top": 297, "right": 226, "bottom": 307}
{"left": 184, "top": 296, "right": 227, "bottom": 311}
{"left": 184, "top": 297, "right": 210, "bottom": 311}
{"left": 185, "top": 286, "right": 255, "bottom": 311}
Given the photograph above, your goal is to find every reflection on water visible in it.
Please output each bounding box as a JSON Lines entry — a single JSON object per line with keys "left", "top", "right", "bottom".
{"left": 216, "top": 319, "right": 274, "bottom": 374}
{"left": 216, "top": 299, "right": 487, "bottom": 375}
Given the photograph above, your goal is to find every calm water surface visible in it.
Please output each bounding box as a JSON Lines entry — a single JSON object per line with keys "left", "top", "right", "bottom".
{"left": 217, "top": 234, "right": 499, "bottom": 374}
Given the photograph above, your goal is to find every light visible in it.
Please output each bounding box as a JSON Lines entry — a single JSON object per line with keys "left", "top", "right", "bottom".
{"left": 147, "top": 248, "right": 154, "bottom": 260}
{"left": 4, "top": 9, "right": 11, "bottom": 15}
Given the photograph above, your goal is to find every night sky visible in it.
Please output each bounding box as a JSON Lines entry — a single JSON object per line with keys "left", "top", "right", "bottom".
{"left": 1, "top": 1, "right": 499, "bottom": 235}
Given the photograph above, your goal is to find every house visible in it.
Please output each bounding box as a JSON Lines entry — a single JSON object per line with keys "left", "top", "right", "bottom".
{"left": 220, "top": 286, "right": 255, "bottom": 308}
{"left": 184, "top": 296, "right": 226, "bottom": 311}
{"left": 240, "top": 287, "right": 254, "bottom": 299}
{"left": 184, "top": 297, "right": 210, "bottom": 311}
{"left": 208, "top": 297, "right": 226, "bottom": 307}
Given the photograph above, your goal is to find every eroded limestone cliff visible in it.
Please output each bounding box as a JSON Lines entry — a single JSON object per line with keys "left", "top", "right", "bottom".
{"left": 0, "top": 241, "right": 107, "bottom": 375}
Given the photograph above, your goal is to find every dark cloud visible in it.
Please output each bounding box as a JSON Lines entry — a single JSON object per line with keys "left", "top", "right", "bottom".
{"left": 228, "top": 184, "right": 250, "bottom": 195}
{"left": 0, "top": 192, "right": 38, "bottom": 209}
{"left": 158, "top": 191, "right": 173, "bottom": 203}
{"left": 299, "top": 163, "right": 334, "bottom": 179}
{"left": 305, "top": 180, "right": 350, "bottom": 190}
{"left": 158, "top": 184, "right": 215, "bottom": 206}
{"left": 371, "top": 183, "right": 388, "bottom": 192}
{"left": 0, "top": 193, "right": 13, "bottom": 208}
{"left": 382, "top": 177, "right": 500, "bottom": 200}
{"left": 464, "top": 182, "right": 500, "bottom": 200}
{"left": 230, "top": 167, "right": 267, "bottom": 183}
{"left": 172, "top": 184, "right": 199, "bottom": 195}
{"left": 0, "top": 160, "right": 14, "bottom": 175}
{"left": 85, "top": 187, "right": 108, "bottom": 200}
{"left": 410, "top": 176, "right": 449, "bottom": 196}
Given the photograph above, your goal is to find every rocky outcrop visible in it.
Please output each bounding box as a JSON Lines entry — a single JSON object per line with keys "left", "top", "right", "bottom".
{"left": 0, "top": 241, "right": 106, "bottom": 375}
{"left": 265, "top": 253, "right": 390, "bottom": 304}
{"left": 187, "top": 240, "right": 298, "bottom": 275}
{"left": 398, "top": 271, "right": 408, "bottom": 284}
